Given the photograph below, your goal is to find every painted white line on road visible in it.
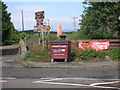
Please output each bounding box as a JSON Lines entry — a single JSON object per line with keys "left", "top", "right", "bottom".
{"left": 33, "top": 80, "right": 119, "bottom": 89}
{"left": 42, "top": 78, "right": 63, "bottom": 82}
{"left": 0, "top": 77, "right": 16, "bottom": 80}
{"left": 90, "top": 81, "right": 120, "bottom": 86}
{"left": 41, "top": 78, "right": 119, "bottom": 81}
{"left": 34, "top": 78, "right": 63, "bottom": 83}
{"left": 0, "top": 80, "right": 7, "bottom": 83}
{"left": 61, "top": 78, "right": 119, "bottom": 81}
{"left": 33, "top": 78, "right": 119, "bottom": 89}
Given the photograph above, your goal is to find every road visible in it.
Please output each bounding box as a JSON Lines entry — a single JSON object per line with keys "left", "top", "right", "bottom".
{"left": 2, "top": 67, "right": 118, "bottom": 79}
{"left": 2, "top": 65, "right": 120, "bottom": 89}
{"left": 2, "top": 67, "right": 119, "bottom": 89}
{"left": 1, "top": 46, "right": 120, "bottom": 89}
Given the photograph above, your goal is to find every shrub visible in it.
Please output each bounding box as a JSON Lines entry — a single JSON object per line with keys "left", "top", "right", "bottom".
{"left": 105, "top": 48, "right": 120, "bottom": 61}
{"left": 71, "top": 47, "right": 120, "bottom": 61}
{"left": 25, "top": 33, "right": 38, "bottom": 40}
{"left": 19, "top": 32, "right": 26, "bottom": 39}
{"left": 72, "top": 47, "right": 105, "bottom": 61}
{"left": 24, "top": 44, "right": 51, "bottom": 62}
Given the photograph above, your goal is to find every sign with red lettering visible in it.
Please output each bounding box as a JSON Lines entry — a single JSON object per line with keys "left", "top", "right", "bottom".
{"left": 87, "top": 41, "right": 110, "bottom": 51}
{"left": 78, "top": 41, "right": 110, "bottom": 51}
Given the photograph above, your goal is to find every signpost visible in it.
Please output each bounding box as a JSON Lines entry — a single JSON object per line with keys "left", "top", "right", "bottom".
{"left": 34, "top": 11, "right": 52, "bottom": 49}
{"left": 34, "top": 25, "right": 52, "bottom": 32}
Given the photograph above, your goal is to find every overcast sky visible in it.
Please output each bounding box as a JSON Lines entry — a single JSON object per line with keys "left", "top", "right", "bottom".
{"left": 5, "top": 1, "right": 84, "bottom": 32}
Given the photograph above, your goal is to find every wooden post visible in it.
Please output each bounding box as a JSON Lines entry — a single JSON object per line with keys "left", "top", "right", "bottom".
{"left": 38, "top": 32, "right": 41, "bottom": 45}
{"left": 42, "top": 31, "right": 44, "bottom": 49}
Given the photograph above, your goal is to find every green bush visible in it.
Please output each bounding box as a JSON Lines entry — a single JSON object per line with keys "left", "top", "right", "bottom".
{"left": 19, "top": 32, "right": 26, "bottom": 39}
{"left": 71, "top": 47, "right": 120, "bottom": 61}
{"left": 3, "top": 34, "right": 20, "bottom": 45}
{"left": 72, "top": 47, "right": 105, "bottom": 61}
{"left": 105, "top": 48, "right": 120, "bottom": 61}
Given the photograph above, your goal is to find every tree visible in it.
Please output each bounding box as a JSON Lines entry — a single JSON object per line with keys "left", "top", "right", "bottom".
{"left": 1, "top": 1, "right": 19, "bottom": 45}
{"left": 0, "top": 1, "right": 2, "bottom": 45}
{"left": 79, "top": 2, "right": 120, "bottom": 39}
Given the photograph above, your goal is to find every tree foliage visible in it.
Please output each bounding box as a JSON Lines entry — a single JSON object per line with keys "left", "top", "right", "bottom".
{"left": 1, "top": 1, "right": 19, "bottom": 45}
{"left": 79, "top": 2, "right": 120, "bottom": 39}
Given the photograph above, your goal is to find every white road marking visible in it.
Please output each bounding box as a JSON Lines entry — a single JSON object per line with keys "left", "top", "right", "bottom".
{"left": 34, "top": 78, "right": 63, "bottom": 82}
{"left": 63, "top": 78, "right": 119, "bottom": 81}
{"left": 33, "top": 80, "right": 119, "bottom": 89}
{"left": 0, "top": 80, "right": 7, "bottom": 83}
{"left": 0, "top": 77, "right": 16, "bottom": 80}
{"left": 0, "top": 77, "right": 16, "bottom": 83}
{"left": 41, "top": 77, "right": 119, "bottom": 81}
{"left": 90, "top": 81, "right": 120, "bottom": 86}
{"left": 33, "top": 78, "right": 120, "bottom": 89}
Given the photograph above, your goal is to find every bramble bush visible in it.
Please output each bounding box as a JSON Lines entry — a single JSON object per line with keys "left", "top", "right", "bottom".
{"left": 24, "top": 44, "right": 51, "bottom": 62}
{"left": 105, "top": 48, "right": 120, "bottom": 61}
{"left": 71, "top": 47, "right": 120, "bottom": 61}
{"left": 71, "top": 47, "right": 105, "bottom": 61}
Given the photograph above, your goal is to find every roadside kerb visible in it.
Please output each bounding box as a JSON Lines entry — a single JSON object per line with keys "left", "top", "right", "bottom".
{"left": 22, "top": 61, "right": 118, "bottom": 69}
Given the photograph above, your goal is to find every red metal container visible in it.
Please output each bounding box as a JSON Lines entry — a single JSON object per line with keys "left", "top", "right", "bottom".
{"left": 50, "top": 41, "right": 71, "bottom": 62}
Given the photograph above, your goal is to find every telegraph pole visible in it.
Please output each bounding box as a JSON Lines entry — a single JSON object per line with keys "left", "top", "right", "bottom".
{"left": 22, "top": 10, "right": 24, "bottom": 32}
{"left": 72, "top": 17, "right": 78, "bottom": 31}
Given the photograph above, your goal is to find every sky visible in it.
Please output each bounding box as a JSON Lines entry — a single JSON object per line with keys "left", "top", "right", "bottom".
{"left": 5, "top": 2, "right": 85, "bottom": 32}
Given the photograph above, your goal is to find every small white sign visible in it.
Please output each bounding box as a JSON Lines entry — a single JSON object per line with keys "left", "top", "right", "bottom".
{"left": 61, "top": 49, "right": 65, "bottom": 52}
{"left": 54, "top": 54, "right": 65, "bottom": 55}
{"left": 52, "top": 45, "right": 66, "bottom": 47}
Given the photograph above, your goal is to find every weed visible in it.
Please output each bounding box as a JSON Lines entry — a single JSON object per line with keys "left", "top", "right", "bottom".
{"left": 24, "top": 44, "right": 51, "bottom": 62}
{"left": 71, "top": 47, "right": 119, "bottom": 61}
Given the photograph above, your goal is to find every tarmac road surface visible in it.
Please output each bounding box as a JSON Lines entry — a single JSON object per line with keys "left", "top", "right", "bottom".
{"left": 1, "top": 78, "right": 120, "bottom": 89}
{"left": 2, "top": 67, "right": 119, "bottom": 89}
{"left": 2, "top": 67, "right": 118, "bottom": 79}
